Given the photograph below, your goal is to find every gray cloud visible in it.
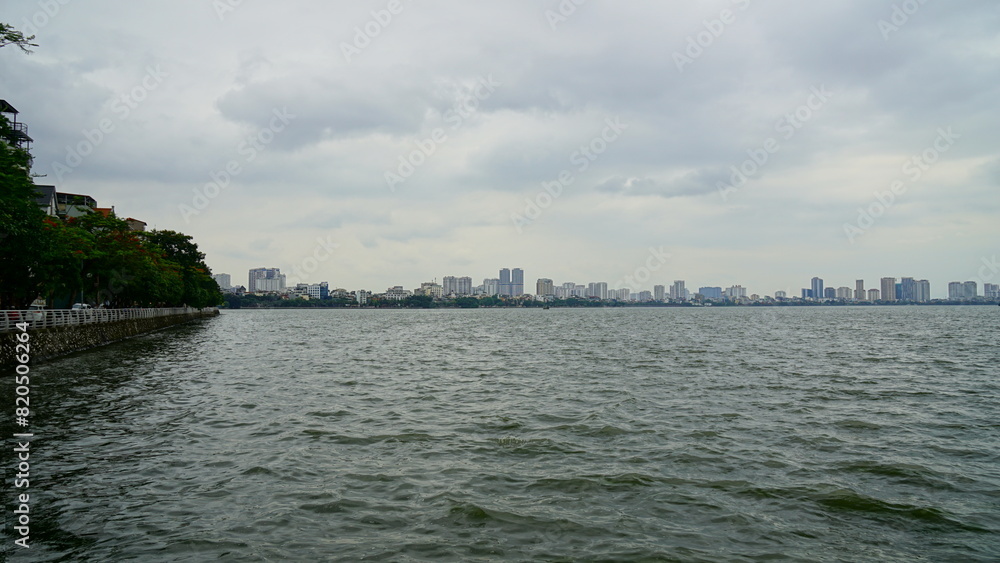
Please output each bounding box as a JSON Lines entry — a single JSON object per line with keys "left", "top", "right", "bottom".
{"left": 1, "top": 0, "right": 997, "bottom": 296}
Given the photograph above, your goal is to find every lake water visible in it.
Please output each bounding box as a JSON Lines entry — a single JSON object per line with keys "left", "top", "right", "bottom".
{"left": 4, "top": 306, "right": 999, "bottom": 561}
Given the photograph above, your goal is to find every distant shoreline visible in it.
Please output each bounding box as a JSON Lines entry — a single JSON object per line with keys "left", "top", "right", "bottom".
{"left": 220, "top": 302, "right": 999, "bottom": 310}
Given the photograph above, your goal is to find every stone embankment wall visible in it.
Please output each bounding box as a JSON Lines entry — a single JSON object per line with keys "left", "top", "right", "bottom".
{"left": 1, "top": 308, "right": 219, "bottom": 368}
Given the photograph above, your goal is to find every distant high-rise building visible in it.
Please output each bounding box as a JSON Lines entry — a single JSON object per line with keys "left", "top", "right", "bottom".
{"left": 213, "top": 273, "right": 232, "bottom": 290}
{"left": 948, "top": 282, "right": 962, "bottom": 300}
{"left": 985, "top": 283, "right": 1000, "bottom": 299}
{"left": 536, "top": 278, "right": 554, "bottom": 297}
{"left": 775, "top": 290, "right": 787, "bottom": 299}
{"left": 824, "top": 287, "right": 837, "bottom": 300}
{"left": 653, "top": 285, "right": 665, "bottom": 301}
{"left": 947, "top": 281, "right": 978, "bottom": 300}
{"left": 900, "top": 277, "right": 915, "bottom": 301}
{"left": 248, "top": 268, "right": 286, "bottom": 293}
{"left": 308, "top": 282, "right": 329, "bottom": 300}
{"left": 802, "top": 289, "right": 813, "bottom": 299}
{"left": 855, "top": 280, "right": 865, "bottom": 301}
{"left": 913, "top": 280, "right": 931, "bottom": 302}
{"left": 512, "top": 268, "right": 524, "bottom": 296}
{"left": 457, "top": 276, "right": 473, "bottom": 296}
{"left": 610, "top": 288, "right": 630, "bottom": 301}
{"left": 699, "top": 287, "right": 723, "bottom": 300}
{"left": 836, "top": 287, "right": 852, "bottom": 300}
{"left": 442, "top": 276, "right": 458, "bottom": 296}
{"left": 587, "top": 282, "right": 608, "bottom": 299}
{"left": 636, "top": 290, "right": 653, "bottom": 301}
{"left": 811, "top": 277, "right": 824, "bottom": 301}
{"left": 725, "top": 285, "right": 746, "bottom": 299}
{"left": 880, "top": 277, "right": 897, "bottom": 301}
{"left": 868, "top": 288, "right": 880, "bottom": 301}
{"left": 963, "top": 281, "right": 978, "bottom": 300}
{"left": 669, "top": 280, "right": 686, "bottom": 301}
{"left": 483, "top": 278, "right": 500, "bottom": 296}
{"left": 499, "top": 268, "right": 512, "bottom": 296}
{"left": 595, "top": 282, "right": 608, "bottom": 300}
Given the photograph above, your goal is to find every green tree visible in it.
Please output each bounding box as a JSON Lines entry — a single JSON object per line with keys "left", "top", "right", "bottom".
{"left": 0, "top": 23, "right": 37, "bottom": 53}
{"left": 141, "top": 230, "right": 222, "bottom": 308}
{"left": 0, "top": 115, "right": 50, "bottom": 308}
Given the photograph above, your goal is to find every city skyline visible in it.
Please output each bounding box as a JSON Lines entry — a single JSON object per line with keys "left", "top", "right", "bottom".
{"left": 226, "top": 265, "right": 997, "bottom": 302}
{"left": 2, "top": 3, "right": 997, "bottom": 295}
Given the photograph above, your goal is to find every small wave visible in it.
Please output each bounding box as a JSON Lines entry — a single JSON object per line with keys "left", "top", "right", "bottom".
{"left": 241, "top": 466, "right": 277, "bottom": 476}
{"left": 299, "top": 499, "right": 368, "bottom": 514}
{"left": 834, "top": 419, "right": 883, "bottom": 430}
{"left": 835, "top": 460, "right": 959, "bottom": 491}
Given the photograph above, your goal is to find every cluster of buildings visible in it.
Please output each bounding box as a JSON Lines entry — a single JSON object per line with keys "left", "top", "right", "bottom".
{"left": 3, "top": 100, "right": 147, "bottom": 230}
{"left": 800, "top": 277, "right": 997, "bottom": 303}
{"left": 216, "top": 267, "right": 999, "bottom": 305}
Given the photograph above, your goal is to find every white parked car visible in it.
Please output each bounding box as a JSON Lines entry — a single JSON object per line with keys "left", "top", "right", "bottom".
{"left": 27, "top": 305, "right": 47, "bottom": 322}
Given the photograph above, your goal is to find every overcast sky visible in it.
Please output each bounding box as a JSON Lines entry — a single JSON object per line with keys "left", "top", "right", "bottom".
{"left": 3, "top": 0, "right": 998, "bottom": 297}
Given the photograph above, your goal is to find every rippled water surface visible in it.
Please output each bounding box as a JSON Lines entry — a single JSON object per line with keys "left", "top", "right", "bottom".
{"left": 4, "top": 306, "right": 999, "bottom": 561}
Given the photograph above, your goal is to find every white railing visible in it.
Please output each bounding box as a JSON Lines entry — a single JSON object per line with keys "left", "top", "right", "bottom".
{"left": 0, "top": 307, "right": 218, "bottom": 333}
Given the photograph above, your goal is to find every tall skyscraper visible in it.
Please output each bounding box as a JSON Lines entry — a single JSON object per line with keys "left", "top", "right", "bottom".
{"left": 963, "top": 281, "right": 978, "bottom": 300}
{"left": 213, "top": 273, "right": 232, "bottom": 290}
{"left": 588, "top": 282, "right": 608, "bottom": 300}
{"left": 855, "top": 279, "right": 865, "bottom": 301}
{"left": 948, "top": 282, "right": 962, "bottom": 300}
{"left": 985, "top": 283, "right": 1000, "bottom": 299}
{"left": 653, "top": 285, "right": 665, "bottom": 301}
{"left": 900, "top": 277, "right": 915, "bottom": 301}
{"left": 248, "top": 268, "right": 286, "bottom": 293}
{"left": 699, "top": 287, "right": 723, "bottom": 300}
{"left": 457, "top": 276, "right": 473, "bottom": 296}
{"left": 880, "top": 277, "right": 897, "bottom": 301}
{"left": 536, "top": 278, "right": 554, "bottom": 297}
{"left": 670, "top": 280, "right": 686, "bottom": 301}
{"left": 499, "top": 268, "right": 511, "bottom": 296}
{"left": 913, "top": 280, "right": 931, "bottom": 302}
{"left": 483, "top": 278, "right": 500, "bottom": 296}
{"left": 442, "top": 276, "right": 458, "bottom": 296}
{"left": 725, "top": 285, "right": 747, "bottom": 299}
{"left": 811, "top": 277, "right": 824, "bottom": 301}
{"left": 512, "top": 268, "right": 524, "bottom": 296}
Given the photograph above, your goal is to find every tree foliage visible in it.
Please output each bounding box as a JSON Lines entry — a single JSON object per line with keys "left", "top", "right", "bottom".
{"left": 0, "top": 23, "right": 37, "bottom": 53}
{"left": 0, "top": 117, "right": 221, "bottom": 308}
